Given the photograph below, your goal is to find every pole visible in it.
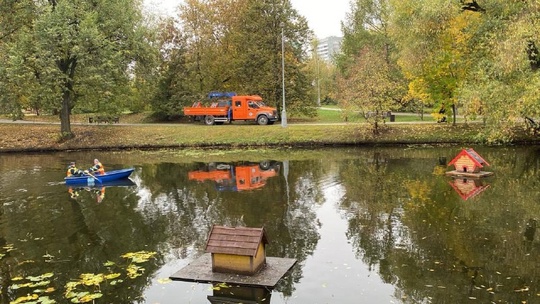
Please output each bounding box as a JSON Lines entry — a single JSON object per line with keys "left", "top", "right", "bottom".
{"left": 281, "top": 26, "right": 287, "bottom": 128}
{"left": 316, "top": 54, "right": 321, "bottom": 107}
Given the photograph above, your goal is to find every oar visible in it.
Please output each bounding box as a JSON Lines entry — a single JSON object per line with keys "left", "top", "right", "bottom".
{"left": 85, "top": 171, "right": 102, "bottom": 185}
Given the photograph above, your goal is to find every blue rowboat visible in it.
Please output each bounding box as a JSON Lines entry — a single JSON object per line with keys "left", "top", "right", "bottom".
{"left": 65, "top": 178, "right": 136, "bottom": 189}
{"left": 64, "top": 168, "right": 135, "bottom": 186}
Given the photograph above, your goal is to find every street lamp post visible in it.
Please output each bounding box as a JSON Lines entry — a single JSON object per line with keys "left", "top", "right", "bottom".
{"left": 316, "top": 54, "right": 321, "bottom": 107}
{"left": 281, "top": 26, "right": 287, "bottom": 128}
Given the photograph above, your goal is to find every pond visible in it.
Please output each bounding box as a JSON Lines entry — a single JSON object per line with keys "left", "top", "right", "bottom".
{"left": 0, "top": 146, "right": 539, "bottom": 304}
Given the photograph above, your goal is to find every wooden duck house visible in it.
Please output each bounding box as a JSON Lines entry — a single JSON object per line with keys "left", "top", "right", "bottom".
{"left": 205, "top": 225, "right": 268, "bottom": 276}
{"left": 446, "top": 148, "right": 493, "bottom": 178}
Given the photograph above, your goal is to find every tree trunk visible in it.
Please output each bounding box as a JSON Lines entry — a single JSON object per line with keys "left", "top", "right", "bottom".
{"left": 58, "top": 57, "right": 77, "bottom": 140}
{"left": 60, "top": 89, "right": 74, "bottom": 139}
{"left": 452, "top": 104, "right": 457, "bottom": 126}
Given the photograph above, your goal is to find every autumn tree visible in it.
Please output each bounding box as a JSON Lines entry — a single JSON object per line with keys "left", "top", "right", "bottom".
{"left": 390, "top": 0, "right": 540, "bottom": 141}
{"left": 337, "top": 46, "right": 405, "bottom": 134}
{"left": 336, "top": 0, "right": 406, "bottom": 132}
{"left": 150, "top": 17, "right": 195, "bottom": 119}
{"left": 175, "top": 0, "right": 315, "bottom": 117}
{"left": 390, "top": 0, "right": 482, "bottom": 126}
{"left": 456, "top": 0, "right": 540, "bottom": 141}
{"left": 0, "top": 0, "right": 151, "bottom": 139}
{"left": 231, "top": 0, "right": 314, "bottom": 116}
{"left": 304, "top": 40, "right": 339, "bottom": 106}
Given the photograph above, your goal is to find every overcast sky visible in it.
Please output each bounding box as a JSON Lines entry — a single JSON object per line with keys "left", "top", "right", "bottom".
{"left": 143, "top": 0, "right": 350, "bottom": 38}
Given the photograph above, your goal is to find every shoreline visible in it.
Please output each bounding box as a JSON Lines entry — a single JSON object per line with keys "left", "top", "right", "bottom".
{"left": 1, "top": 122, "right": 539, "bottom": 153}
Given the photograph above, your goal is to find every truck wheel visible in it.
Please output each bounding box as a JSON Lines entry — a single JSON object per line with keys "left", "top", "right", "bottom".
{"left": 259, "top": 161, "right": 271, "bottom": 170}
{"left": 257, "top": 115, "right": 269, "bottom": 125}
{"left": 204, "top": 115, "right": 215, "bottom": 125}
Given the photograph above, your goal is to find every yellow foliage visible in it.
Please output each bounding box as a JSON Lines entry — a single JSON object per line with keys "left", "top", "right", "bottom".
{"left": 403, "top": 180, "right": 433, "bottom": 207}
{"left": 10, "top": 294, "right": 38, "bottom": 304}
{"left": 121, "top": 251, "right": 157, "bottom": 264}
{"left": 79, "top": 273, "right": 104, "bottom": 286}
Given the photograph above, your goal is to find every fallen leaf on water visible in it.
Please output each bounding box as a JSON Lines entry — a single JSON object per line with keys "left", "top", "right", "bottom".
{"left": 158, "top": 278, "right": 172, "bottom": 284}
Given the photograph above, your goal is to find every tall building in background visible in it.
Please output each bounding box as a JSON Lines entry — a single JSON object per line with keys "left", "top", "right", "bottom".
{"left": 316, "top": 36, "right": 342, "bottom": 61}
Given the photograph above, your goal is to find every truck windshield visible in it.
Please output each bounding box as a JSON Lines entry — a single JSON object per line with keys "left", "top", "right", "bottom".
{"left": 248, "top": 100, "right": 266, "bottom": 109}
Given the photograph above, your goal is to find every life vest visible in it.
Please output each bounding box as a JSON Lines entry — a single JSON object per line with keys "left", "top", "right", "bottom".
{"left": 67, "top": 166, "right": 78, "bottom": 177}
{"left": 94, "top": 162, "right": 105, "bottom": 175}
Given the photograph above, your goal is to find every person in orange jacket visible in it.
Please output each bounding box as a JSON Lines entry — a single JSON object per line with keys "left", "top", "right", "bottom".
{"left": 88, "top": 159, "right": 105, "bottom": 175}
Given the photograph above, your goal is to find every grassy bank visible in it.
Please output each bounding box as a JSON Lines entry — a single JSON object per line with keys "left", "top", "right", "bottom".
{"left": 1, "top": 121, "right": 536, "bottom": 153}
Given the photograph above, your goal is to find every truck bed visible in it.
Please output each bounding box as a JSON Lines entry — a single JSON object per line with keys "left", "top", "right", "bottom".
{"left": 183, "top": 104, "right": 230, "bottom": 117}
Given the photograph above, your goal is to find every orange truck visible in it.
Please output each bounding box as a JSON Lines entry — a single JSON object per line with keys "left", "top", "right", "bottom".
{"left": 183, "top": 92, "right": 278, "bottom": 125}
{"left": 188, "top": 161, "right": 280, "bottom": 191}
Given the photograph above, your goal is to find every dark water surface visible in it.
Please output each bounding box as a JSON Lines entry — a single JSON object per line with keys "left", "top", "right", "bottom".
{"left": 0, "top": 146, "right": 539, "bottom": 304}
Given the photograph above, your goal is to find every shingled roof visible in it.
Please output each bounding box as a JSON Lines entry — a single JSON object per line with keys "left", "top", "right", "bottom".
{"left": 448, "top": 148, "right": 490, "bottom": 168}
{"left": 205, "top": 226, "right": 269, "bottom": 257}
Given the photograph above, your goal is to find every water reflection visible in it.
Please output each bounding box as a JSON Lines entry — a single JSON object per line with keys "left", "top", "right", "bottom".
{"left": 66, "top": 179, "right": 136, "bottom": 202}
{"left": 189, "top": 161, "right": 280, "bottom": 191}
{"left": 207, "top": 285, "right": 271, "bottom": 304}
{"left": 0, "top": 147, "right": 539, "bottom": 303}
{"left": 447, "top": 177, "right": 491, "bottom": 200}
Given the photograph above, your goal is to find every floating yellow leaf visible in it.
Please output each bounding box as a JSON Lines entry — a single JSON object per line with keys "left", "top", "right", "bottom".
{"left": 79, "top": 292, "right": 103, "bottom": 303}
{"left": 11, "top": 294, "right": 38, "bottom": 304}
{"left": 121, "top": 251, "right": 157, "bottom": 264}
{"left": 104, "top": 273, "right": 121, "bottom": 280}
{"left": 157, "top": 278, "right": 172, "bottom": 284}
{"left": 80, "top": 273, "right": 104, "bottom": 286}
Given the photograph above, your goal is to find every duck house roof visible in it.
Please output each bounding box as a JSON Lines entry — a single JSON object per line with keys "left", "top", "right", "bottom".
{"left": 205, "top": 226, "right": 269, "bottom": 257}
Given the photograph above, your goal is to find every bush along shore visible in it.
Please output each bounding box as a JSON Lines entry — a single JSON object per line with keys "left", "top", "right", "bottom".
{"left": 0, "top": 122, "right": 539, "bottom": 153}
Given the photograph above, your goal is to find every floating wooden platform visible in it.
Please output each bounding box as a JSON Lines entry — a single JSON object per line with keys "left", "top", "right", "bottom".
{"left": 445, "top": 170, "right": 494, "bottom": 178}
{"left": 170, "top": 253, "right": 297, "bottom": 288}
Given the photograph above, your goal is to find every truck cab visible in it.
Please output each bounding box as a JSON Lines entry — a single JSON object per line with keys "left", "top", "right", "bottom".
{"left": 231, "top": 95, "right": 277, "bottom": 125}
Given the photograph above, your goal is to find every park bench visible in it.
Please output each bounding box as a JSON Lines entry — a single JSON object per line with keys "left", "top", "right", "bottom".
{"left": 525, "top": 117, "right": 539, "bottom": 135}
{"left": 88, "top": 115, "right": 120, "bottom": 124}
{"left": 365, "top": 111, "right": 395, "bottom": 122}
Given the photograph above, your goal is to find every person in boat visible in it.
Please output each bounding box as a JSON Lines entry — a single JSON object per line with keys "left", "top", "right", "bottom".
{"left": 95, "top": 187, "right": 106, "bottom": 203}
{"left": 88, "top": 158, "right": 105, "bottom": 175}
{"left": 67, "top": 162, "right": 85, "bottom": 177}
{"left": 68, "top": 187, "right": 80, "bottom": 199}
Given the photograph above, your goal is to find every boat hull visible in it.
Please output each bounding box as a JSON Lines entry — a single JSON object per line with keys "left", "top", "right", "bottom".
{"left": 64, "top": 168, "right": 135, "bottom": 185}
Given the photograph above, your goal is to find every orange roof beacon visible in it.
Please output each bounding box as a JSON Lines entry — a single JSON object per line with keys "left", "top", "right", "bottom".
{"left": 183, "top": 92, "right": 278, "bottom": 125}
{"left": 446, "top": 148, "right": 494, "bottom": 178}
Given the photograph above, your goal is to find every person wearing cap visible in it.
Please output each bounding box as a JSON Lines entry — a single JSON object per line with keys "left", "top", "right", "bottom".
{"left": 88, "top": 158, "right": 105, "bottom": 175}
{"left": 67, "top": 162, "right": 84, "bottom": 177}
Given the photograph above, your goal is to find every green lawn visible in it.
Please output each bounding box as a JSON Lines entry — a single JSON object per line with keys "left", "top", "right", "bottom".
{"left": 314, "top": 108, "right": 438, "bottom": 124}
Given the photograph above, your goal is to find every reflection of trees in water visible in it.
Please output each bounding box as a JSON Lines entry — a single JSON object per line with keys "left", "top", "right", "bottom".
{"left": 338, "top": 154, "right": 404, "bottom": 286}
{"left": 0, "top": 178, "right": 162, "bottom": 303}
{"left": 136, "top": 160, "right": 326, "bottom": 297}
{"left": 2, "top": 147, "right": 539, "bottom": 302}
{"left": 337, "top": 149, "right": 540, "bottom": 303}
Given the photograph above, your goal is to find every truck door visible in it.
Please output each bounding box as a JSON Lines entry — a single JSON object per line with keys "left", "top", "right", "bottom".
{"left": 232, "top": 98, "right": 247, "bottom": 119}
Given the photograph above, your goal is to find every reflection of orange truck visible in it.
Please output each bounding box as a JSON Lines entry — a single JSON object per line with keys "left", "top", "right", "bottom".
{"left": 183, "top": 92, "right": 278, "bottom": 125}
{"left": 188, "top": 161, "right": 280, "bottom": 191}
